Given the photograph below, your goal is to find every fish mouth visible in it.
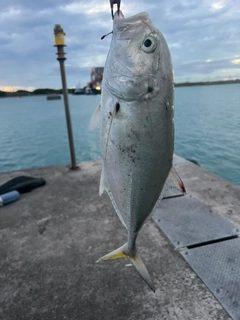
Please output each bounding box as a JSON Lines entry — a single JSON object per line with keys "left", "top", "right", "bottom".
{"left": 114, "top": 10, "right": 150, "bottom": 24}
{"left": 113, "top": 11, "right": 156, "bottom": 40}
{"left": 106, "top": 79, "right": 144, "bottom": 101}
{"left": 113, "top": 11, "right": 152, "bottom": 30}
{"left": 105, "top": 74, "right": 157, "bottom": 101}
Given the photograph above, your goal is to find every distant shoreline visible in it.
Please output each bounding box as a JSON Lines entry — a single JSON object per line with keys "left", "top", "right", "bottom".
{"left": 1, "top": 79, "right": 239, "bottom": 98}
{"left": 0, "top": 88, "right": 75, "bottom": 98}
{"left": 174, "top": 79, "right": 240, "bottom": 87}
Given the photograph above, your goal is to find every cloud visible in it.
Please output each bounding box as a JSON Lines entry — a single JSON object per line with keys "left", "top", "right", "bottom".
{"left": 0, "top": 7, "right": 21, "bottom": 19}
{"left": 0, "top": 86, "right": 35, "bottom": 92}
{"left": 0, "top": 0, "right": 239, "bottom": 89}
{"left": 211, "top": 2, "right": 225, "bottom": 10}
{"left": 60, "top": 2, "right": 110, "bottom": 15}
{"left": 232, "top": 59, "right": 240, "bottom": 64}
{"left": 60, "top": 1, "right": 157, "bottom": 16}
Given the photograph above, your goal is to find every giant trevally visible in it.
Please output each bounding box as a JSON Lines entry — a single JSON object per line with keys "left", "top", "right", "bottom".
{"left": 89, "top": 10, "right": 185, "bottom": 292}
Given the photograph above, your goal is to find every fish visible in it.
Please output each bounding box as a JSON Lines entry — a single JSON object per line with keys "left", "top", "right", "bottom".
{"left": 89, "top": 10, "right": 185, "bottom": 292}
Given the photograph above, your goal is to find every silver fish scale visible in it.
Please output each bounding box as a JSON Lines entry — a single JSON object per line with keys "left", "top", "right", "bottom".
{"left": 102, "top": 99, "right": 173, "bottom": 233}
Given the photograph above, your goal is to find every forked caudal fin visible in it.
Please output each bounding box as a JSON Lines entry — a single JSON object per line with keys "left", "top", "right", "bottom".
{"left": 96, "top": 243, "right": 155, "bottom": 292}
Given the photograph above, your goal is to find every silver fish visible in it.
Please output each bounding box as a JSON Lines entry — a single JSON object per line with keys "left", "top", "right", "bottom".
{"left": 89, "top": 10, "right": 185, "bottom": 292}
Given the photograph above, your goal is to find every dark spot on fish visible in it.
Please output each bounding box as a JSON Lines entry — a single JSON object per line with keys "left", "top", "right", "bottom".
{"left": 115, "top": 102, "right": 120, "bottom": 113}
{"left": 130, "top": 145, "right": 136, "bottom": 153}
{"left": 109, "top": 111, "right": 112, "bottom": 116}
{"left": 147, "top": 86, "right": 153, "bottom": 93}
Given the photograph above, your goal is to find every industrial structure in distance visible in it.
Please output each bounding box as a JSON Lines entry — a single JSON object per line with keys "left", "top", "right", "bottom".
{"left": 74, "top": 67, "right": 104, "bottom": 95}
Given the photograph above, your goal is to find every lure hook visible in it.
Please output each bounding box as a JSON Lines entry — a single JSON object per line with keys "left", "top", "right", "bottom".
{"left": 109, "top": 0, "right": 121, "bottom": 19}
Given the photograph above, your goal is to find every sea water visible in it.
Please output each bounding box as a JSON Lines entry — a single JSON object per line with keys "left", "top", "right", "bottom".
{"left": 0, "top": 84, "right": 239, "bottom": 186}
{"left": 174, "top": 84, "right": 240, "bottom": 186}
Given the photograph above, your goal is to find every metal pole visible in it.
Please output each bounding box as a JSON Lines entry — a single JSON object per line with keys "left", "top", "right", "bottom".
{"left": 53, "top": 25, "right": 78, "bottom": 170}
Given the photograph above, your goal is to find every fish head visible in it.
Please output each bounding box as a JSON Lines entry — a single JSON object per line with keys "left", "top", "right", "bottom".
{"left": 104, "top": 10, "right": 173, "bottom": 101}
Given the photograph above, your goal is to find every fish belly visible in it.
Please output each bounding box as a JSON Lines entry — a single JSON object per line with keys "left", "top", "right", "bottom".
{"left": 101, "top": 98, "right": 174, "bottom": 233}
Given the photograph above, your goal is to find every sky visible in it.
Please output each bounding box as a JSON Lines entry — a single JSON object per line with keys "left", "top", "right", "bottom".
{"left": 0, "top": 0, "right": 240, "bottom": 91}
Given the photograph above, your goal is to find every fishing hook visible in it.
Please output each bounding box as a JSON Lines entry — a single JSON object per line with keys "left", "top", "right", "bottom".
{"left": 109, "top": 0, "right": 121, "bottom": 19}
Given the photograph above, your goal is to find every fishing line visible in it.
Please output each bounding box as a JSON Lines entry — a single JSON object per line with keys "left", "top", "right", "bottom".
{"left": 101, "top": 31, "right": 113, "bottom": 40}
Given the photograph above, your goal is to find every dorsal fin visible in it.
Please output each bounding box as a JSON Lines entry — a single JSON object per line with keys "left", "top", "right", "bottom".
{"left": 99, "top": 166, "right": 107, "bottom": 196}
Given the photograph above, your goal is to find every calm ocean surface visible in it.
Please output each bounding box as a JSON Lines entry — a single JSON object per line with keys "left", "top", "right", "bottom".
{"left": 0, "top": 84, "right": 239, "bottom": 185}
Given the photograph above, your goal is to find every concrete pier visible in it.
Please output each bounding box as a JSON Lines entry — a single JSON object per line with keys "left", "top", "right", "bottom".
{"left": 0, "top": 157, "right": 239, "bottom": 320}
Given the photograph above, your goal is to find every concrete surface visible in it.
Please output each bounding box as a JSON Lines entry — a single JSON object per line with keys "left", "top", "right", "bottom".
{"left": 176, "top": 158, "right": 240, "bottom": 227}
{"left": 0, "top": 159, "right": 239, "bottom": 320}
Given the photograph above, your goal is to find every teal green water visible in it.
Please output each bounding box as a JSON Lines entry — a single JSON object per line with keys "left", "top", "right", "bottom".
{"left": 174, "top": 84, "right": 240, "bottom": 186}
{"left": 0, "top": 84, "right": 239, "bottom": 185}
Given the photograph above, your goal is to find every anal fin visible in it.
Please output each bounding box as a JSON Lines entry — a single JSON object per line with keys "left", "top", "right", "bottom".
{"left": 99, "top": 166, "right": 127, "bottom": 228}
{"left": 99, "top": 167, "right": 107, "bottom": 196}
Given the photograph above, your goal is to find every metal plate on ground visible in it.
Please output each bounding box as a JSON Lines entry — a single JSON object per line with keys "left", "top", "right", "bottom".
{"left": 153, "top": 194, "right": 240, "bottom": 248}
{"left": 181, "top": 238, "right": 240, "bottom": 320}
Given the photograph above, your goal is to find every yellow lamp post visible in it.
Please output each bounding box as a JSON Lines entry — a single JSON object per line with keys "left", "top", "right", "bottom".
{"left": 54, "top": 24, "right": 77, "bottom": 170}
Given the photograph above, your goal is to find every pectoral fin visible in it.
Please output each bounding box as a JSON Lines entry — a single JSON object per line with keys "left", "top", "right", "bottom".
{"left": 159, "top": 166, "right": 186, "bottom": 201}
{"left": 168, "top": 166, "right": 186, "bottom": 194}
{"left": 89, "top": 104, "right": 101, "bottom": 131}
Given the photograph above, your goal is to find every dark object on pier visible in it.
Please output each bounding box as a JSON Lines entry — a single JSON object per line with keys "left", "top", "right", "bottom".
{"left": 187, "top": 159, "right": 201, "bottom": 166}
{"left": 0, "top": 176, "right": 46, "bottom": 194}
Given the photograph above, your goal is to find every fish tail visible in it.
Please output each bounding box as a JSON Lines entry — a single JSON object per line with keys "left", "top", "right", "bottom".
{"left": 96, "top": 243, "right": 155, "bottom": 292}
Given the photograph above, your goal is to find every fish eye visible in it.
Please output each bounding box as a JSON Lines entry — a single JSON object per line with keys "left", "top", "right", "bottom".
{"left": 144, "top": 39, "right": 152, "bottom": 47}
{"left": 142, "top": 35, "right": 157, "bottom": 53}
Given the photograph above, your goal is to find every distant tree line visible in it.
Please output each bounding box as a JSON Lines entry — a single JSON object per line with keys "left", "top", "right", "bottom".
{"left": 0, "top": 79, "right": 240, "bottom": 98}
{"left": 0, "top": 88, "right": 75, "bottom": 98}
{"left": 174, "top": 79, "right": 240, "bottom": 87}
